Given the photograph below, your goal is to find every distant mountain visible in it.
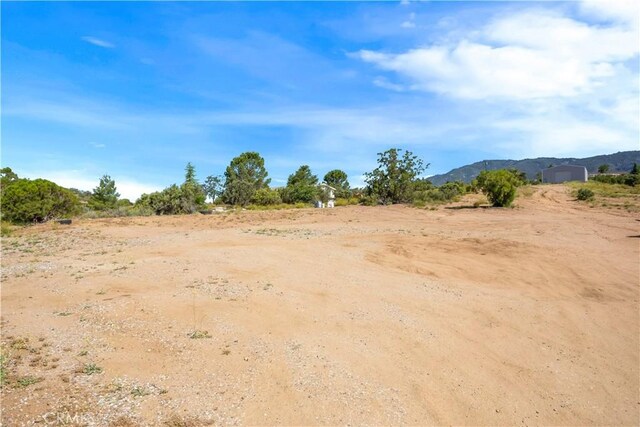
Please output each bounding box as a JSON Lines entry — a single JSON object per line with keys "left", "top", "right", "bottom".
{"left": 429, "top": 151, "right": 640, "bottom": 186}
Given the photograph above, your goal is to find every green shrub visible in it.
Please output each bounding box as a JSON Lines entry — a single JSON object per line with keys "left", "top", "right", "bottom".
{"left": 412, "top": 181, "right": 466, "bottom": 205}
{"left": 360, "top": 195, "right": 379, "bottom": 206}
{"left": 476, "top": 170, "right": 521, "bottom": 207}
{"left": 82, "top": 205, "right": 154, "bottom": 219}
{"left": 1, "top": 222, "right": 13, "bottom": 237}
{"left": 251, "top": 188, "right": 282, "bottom": 205}
{"left": 577, "top": 188, "right": 595, "bottom": 201}
{"left": 438, "top": 181, "right": 466, "bottom": 200}
{"left": 1, "top": 179, "right": 80, "bottom": 223}
{"left": 591, "top": 173, "right": 639, "bottom": 187}
{"left": 134, "top": 181, "right": 205, "bottom": 216}
{"left": 334, "top": 197, "right": 359, "bottom": 207}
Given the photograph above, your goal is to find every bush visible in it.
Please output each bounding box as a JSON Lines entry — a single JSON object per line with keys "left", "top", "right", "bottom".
{"left": 82, "top": 205, "right": 154, "bottom": 219}
{"left": 412, "top": 181, "right": 466, "bottom": 205}
{"left": 476, "top": 170, "right": 521, "bottom": 207}
{"left": 577, "top": 188, "right": 595, "bottom": 201}
{"left": 1, "top": 221, "right": 13, "bottom": 237}
{"left": 591, "top": 173, "right": 639, "bottom": 187}
{"left": 334, "top": 197, "right": 359, "bottom": 207}
{"left": 1, "top": 179, "right": 80, "bottom": 223}
{"left": 439, "top": 181, "right": 466, "bottom": 200}
{"left": 251, "top": 188, "right": 282, "bottom": 205}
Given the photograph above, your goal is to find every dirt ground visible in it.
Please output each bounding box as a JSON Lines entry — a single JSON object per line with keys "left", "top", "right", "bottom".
{"left": 1, "top": 185, "right": 638, "bottom": 426}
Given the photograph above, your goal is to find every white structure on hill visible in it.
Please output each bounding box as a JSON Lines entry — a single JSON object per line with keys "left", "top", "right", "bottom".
{"left": 541, "top": 165, "right": 588, "bottom": 183}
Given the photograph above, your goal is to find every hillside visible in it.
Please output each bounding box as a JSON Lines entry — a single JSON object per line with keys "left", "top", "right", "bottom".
{"left": 429, "top": 151, "right": 640, "bottom": 185}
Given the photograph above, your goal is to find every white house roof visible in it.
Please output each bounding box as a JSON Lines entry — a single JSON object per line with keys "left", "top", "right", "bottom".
{"left": 319, "top": 183, "right": 336, "bottom": 191}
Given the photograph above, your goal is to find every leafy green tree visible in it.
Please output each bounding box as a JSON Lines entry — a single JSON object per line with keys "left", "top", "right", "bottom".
{"left": 364, "top": 148, "right": 428, "bottom": 204}
{"left": 323, "top": 170, "right": 350, "bottom": 198}
{"left": 1, "top": 168, "right": 20, "bottom": 207}
{"left": 281, "top": 165, "right": 319, "bottom": 203}
{"left": 203, "top": 175, "right": 223, "bottom": 202}
{"left": 222, "top": 152, "right": 270, "bottom": 206}
{"left": 598, "top": 164, "right": 610, "bottom": 174}
{"left": 180, "top": 163, "right": 206, "bottom": 213}
{"left": 476, "top": 169, "right": 522, "bottom": 207}
{"left": 631, "top": 163, "right": 639, "bottom": 175}
{"left": 1, "top": 179, "right": 79, "bottom": 223}
{"left": 506, "top": 168, "right": 528, "bottom": 185}
{"left": 0, "top": 167, "right": 19, "bottom": 189}
{"left": 88, "top": 175, "right": 120, "bottom": 210}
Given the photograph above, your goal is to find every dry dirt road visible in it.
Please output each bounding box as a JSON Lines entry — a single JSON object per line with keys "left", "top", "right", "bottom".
{"left": 1, "top": 185, "right": 639, "bottom": 426}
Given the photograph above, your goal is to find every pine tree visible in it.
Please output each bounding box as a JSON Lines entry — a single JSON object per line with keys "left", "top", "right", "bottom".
{"left": 89, "top": 175, "right": 119, "bottom": 210}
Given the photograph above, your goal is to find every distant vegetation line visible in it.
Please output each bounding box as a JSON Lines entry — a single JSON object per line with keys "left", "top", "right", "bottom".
{"left": 1, "top": 149, "right": 638, "bottom": 227}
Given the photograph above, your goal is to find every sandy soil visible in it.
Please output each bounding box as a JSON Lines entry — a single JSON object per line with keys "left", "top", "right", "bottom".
{"left": 1, "top": 185, "right": 638, "bottom": 426}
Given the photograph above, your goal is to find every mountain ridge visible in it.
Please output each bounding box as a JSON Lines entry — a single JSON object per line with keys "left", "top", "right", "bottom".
{"left": 429, "top": 151, "right": 640, "bottom": 186}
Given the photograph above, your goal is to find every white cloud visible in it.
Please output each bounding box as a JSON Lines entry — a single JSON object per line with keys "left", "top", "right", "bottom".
{"left": 491, "top": 114, "right": 636, "bottom": 158}
{"left": 89, "top": 142, "right": 106, "bottom": 149}
{"left": 22, "top": 170, "right": 162, "bottom": 201}
{"left": 356, "top": 6, "right": 639, "bottom": 100}
{"left": 579, "top": 0, "right": 639, "bottom": 27}
{"left": 81, "top": 36, "right": 115, "bottom": 49}
{"left": 372, "top": 76, "right": 405, "bottom": 92}
{"left": 353, "top": 1, "right": 639, "bottom": 159}
{"left": 401, "top": 12, "right": 416, "bottom": 28}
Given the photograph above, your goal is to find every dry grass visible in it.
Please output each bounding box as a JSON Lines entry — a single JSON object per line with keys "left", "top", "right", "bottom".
{"left": 567, "top": 181, "right": 640, "bottom": 212}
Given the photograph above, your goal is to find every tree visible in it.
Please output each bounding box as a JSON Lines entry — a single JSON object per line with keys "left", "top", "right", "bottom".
{"left": 631, "top": 163, "right": 639, "bottom": 175}
{"left": 222, "top": 152, "right": 270, "bottom": 206}
{"left": 185, "top": 162, "right": 197, "bottom": 185}
{"left": 1, "top": 179, "right": 79, "bottom": 223}
{"left": 323, "top": 169, "right": 350, "bottom": 198}
{"left": 88, "top": 175, "right": 120, "bottom": 210}
{"left": 180, "top": 163, "right": 206, "bottom": 213}
{"left": 476, "top": 169, "right": 521, "bottom": 207}
{"left": 598, "top": 164, "right": 610, "bottom": 174}
{"left": 1, "top": 167, "right": 20, "bottom": 203}
{"left": 364, "top": 148, "right": 428, "bottom": 204}
{"left": 0, "top": 167, "right": 19, "bottom": 189}
{"left": 203, "top": 175, "right": 223, "bottom": 202}
{"left": 506, "top": 168, "right": 528, "bottom": 185}
{"left": 281, "top": 165, "right": 319, "bottom": 203}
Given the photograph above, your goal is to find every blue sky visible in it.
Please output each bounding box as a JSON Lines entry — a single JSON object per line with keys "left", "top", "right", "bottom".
{"left": 2, "top": 1, "right": 638, "bottom": 199}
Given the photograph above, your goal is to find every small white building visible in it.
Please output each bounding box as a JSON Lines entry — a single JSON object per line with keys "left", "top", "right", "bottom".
{"left": 318, "top": 183, "right": 336, "bottom": 208}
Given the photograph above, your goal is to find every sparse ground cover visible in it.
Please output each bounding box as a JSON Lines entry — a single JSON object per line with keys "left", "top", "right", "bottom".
{"left": 568, "top": 180, "right": 640, "bottom": 212}
{"left": 1, "top": 184, "right": 638, "bottom": 425}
